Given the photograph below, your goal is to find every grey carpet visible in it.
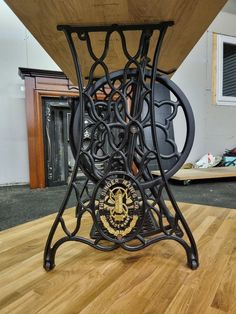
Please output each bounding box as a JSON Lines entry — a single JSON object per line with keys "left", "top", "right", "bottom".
{"left": 0, "top": 178, "right": 235, "bottom": 231}
{"left": 0, "top": 185, "right": 77, "bottom": 231}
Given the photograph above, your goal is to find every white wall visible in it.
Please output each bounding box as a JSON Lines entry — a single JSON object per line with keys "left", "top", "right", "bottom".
{"left": 0, "top": 1, "right": 60, "bottom": 185}
{"left": 173, "top": 10, "right": 236, "bottom": 163}
{"left": 0, "top": 2, "right": 235, "bottom": 185}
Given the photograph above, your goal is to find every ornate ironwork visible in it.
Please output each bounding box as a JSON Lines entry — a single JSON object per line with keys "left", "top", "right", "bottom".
{"left": 44, "top": 22, "right": 199, "bottom": 271}
{"left": 45, "top": 104, "right": 53, "bottom": 181}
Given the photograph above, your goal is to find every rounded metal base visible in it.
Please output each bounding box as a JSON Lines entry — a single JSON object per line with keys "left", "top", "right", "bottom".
{"left": 44, "top": 260, "right": 55, "bottom": 272}
{"left": 188, "top": 258, "right": 199, "bottom": 270}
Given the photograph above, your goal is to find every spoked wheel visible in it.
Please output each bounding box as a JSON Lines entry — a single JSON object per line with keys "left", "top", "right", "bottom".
{"left": 69, "top": 69, "right": 195, "bottom": 185}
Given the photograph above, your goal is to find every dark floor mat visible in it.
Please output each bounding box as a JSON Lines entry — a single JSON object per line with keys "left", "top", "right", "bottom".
{"left": 0, "top": 178, "right": 235, "bottom": 231}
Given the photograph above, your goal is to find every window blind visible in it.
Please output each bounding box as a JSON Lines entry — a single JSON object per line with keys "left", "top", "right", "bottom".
{"left": 223, "top": 43, "right": 236, "bottom": 97}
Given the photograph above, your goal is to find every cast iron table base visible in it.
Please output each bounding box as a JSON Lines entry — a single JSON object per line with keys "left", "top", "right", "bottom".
{"left": 44, "top": 22, "right": 199, "bottom": 271}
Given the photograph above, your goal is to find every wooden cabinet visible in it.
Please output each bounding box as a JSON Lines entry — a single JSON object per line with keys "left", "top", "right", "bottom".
{"left": 19, "top": 68, "right": 78, "bottom": 189}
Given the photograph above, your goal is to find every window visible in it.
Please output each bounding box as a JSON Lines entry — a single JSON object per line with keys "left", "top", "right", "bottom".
{"left": 213, "top": 33, "right": 236, "bottom": 106}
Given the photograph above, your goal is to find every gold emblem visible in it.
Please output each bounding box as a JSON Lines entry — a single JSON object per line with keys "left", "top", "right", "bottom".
{"left": 98, "top": 178, "right": 140, "bottom": 239}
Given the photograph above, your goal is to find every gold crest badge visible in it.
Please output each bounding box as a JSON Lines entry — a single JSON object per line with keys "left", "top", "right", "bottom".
{"left": 98, "top": 178, "right": 141, "bottom": 239}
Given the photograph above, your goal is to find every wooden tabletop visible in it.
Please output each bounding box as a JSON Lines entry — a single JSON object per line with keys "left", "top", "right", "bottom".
{"left": 5, "top": 0, "right": 226, "bottom": 83}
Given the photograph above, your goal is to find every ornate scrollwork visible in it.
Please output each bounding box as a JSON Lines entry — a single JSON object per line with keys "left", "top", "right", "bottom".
{"left": 44, "top": 22, "right": 199, "bottom": 271}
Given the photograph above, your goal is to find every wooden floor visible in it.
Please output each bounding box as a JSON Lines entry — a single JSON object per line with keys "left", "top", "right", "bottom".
{"left": 0, "top": 203, "right": 235, "bottom": 314}
{"left": 152, "top": 167, "right": 236, "bottom": 182}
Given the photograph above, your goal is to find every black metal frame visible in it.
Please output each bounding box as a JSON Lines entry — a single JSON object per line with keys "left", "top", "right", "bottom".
{"left": 43, "top": 22, "right": 199, "bottom": 271}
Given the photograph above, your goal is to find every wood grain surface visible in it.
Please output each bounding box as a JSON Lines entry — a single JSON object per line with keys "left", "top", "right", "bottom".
{"left": 0, "top": 202, "right": 235, "bottom": 313}
{"left": 152, "top": 167, "right": 236, "bottom": 181}
{"left": 5, "top": 0, "right": 226, "bottom": 83}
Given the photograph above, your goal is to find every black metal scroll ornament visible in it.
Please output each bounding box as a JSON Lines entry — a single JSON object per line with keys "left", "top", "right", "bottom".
{"left": 43, "top": 22, "right": 199, "bottom": 271}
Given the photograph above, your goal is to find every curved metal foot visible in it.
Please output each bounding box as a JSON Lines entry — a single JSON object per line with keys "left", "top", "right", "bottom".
{"left": 44, "top": 260, "right": 55, "bottom": 271}
{"left": 187, "top": 254, "right": 199, "bottom": 270}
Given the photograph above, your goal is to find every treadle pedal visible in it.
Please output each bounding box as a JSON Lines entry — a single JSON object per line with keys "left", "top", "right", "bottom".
{"left": 90, "top": 210, "right": 160, "bottom": 240}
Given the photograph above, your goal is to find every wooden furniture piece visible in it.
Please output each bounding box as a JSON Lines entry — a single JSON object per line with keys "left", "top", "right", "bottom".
{"left": 152, "top": 167, "right": 236, "bottom": 184}
{"left": 19, "top": 68, "right": 78, "bottom": 189}
{"left": 0, "top": 203, "right": 236, "bottom": 314}
{"left": 5, "top": 0, "right": 227, "bottom": 83}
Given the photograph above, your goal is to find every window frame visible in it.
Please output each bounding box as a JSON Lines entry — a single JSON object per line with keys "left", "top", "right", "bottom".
{"left": 215, "top": 33, "right": 236, "bottom": 106}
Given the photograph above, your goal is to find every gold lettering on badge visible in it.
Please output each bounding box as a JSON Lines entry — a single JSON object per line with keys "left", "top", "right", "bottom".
{"left": 98, "top": 179, "right": 140, "bottom": 238}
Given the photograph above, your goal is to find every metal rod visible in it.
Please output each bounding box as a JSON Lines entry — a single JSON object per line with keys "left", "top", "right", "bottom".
{"left": 57, "top": 22, "right": 174, "bottom": 33}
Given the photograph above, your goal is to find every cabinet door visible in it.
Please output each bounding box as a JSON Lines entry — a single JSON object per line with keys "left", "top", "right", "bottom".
{"left": 43, "top": 98, "right": 70, "bottom": 186}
